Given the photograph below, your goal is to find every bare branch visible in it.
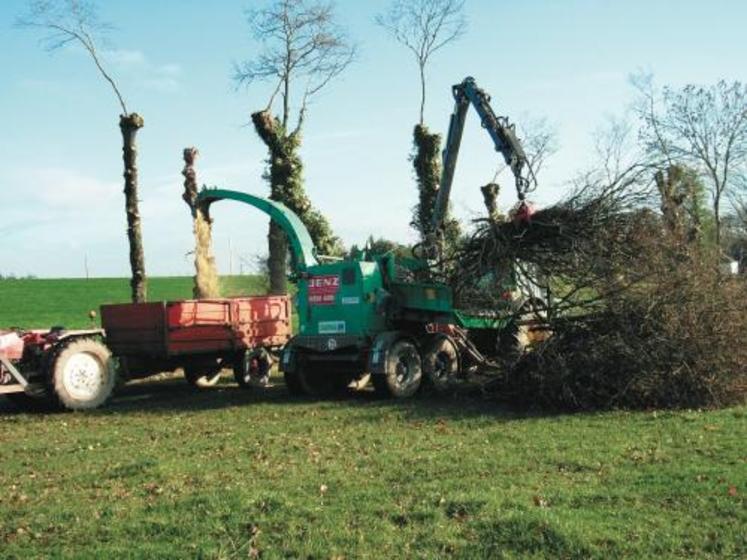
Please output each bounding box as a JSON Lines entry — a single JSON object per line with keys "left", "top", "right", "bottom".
{"left": 377, "top": 0, "right": 467, "bottom": 123}
{"left": 18, "top": 0, "right": 128, "bottom": 115}
{"left": 633, "top": 75, "right": 747, "bottom": 245}
{"left": 234, "top": 0, "right": 356, "bottom": 130}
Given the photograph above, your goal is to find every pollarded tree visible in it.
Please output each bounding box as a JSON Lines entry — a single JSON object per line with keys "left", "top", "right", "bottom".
{"left": 377, "top": 0, "right": 466, "bottom": 249}
{"left": 19, "top": 0, "right": 148, "bottom": 303}
{"left": 234, "top": 0, "right": 355, "bottom": 294}
{"left": 633, "top": 73, "right": 747, "bottom": 246}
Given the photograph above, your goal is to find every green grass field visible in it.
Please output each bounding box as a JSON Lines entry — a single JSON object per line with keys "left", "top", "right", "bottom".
{"left": 0, "top": 276, "right": 268, "bottom": 329}
{"left": 1, "top": 278, "right": 745, "bottom": 559}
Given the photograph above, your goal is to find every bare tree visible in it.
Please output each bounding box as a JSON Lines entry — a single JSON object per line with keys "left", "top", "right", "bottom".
{"left": 482, "top": 118, "right": 558, "bottom": 223}
{"left": 235, "top": 0, "right": 355, "bottom": 294}
{"left": 520, "top": 117, "right": 559, "bottom": 181}
{"left": 18, "top": 0, "right": 148, "bottom": 303}
{"left": 491, "top": 116, "right": 558, "bottom": 186}
{"left": 632, "top": 73, "right": 747, "bottom": 246}
{"left": 378, "top": 0, "right": 466, "bottom": 253}
{"left": 377, "top": 0, "right": 466, "bottom": 125}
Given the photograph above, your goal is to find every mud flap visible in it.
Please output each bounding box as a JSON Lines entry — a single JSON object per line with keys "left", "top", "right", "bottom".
{"left": 367, "top": 331, "right": 403, "bottom": 376}
{"left": 280, "top": 339, "right": 298, "bottom": 374}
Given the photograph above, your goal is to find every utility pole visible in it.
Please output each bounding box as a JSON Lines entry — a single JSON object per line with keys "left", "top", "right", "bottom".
{"left": 228, "top": 237, "right": 233, "bottom": 276}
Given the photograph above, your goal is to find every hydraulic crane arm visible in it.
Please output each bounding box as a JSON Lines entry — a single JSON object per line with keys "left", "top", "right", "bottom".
{"left": 196, "top": 188, "right": 319, "bottom": 274}
{"left": 431, "top": 77, "right": 533, "bottom": 234}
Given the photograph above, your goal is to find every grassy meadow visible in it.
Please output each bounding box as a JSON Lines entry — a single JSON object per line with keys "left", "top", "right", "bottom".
{"left": 0, "top": 277, "right": 745, "bottom": 559}
{"left": 0, "top": 276, "right": 268, "bottom": 330}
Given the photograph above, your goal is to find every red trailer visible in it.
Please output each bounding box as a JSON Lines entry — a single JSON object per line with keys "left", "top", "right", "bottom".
{"left": 1, "top": 296, "right": 292, "bottom": 411}
{"left": 101, "top": 295, "right": 292, "bottom": 389}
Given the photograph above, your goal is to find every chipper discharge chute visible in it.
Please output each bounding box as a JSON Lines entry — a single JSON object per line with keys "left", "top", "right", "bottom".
{"left": 195, "top": 78, "right": 547, "bottom": 399}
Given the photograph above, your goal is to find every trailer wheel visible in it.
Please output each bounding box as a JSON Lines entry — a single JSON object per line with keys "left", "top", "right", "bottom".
{"left": 422, "top": 335, "right": 460, "bottom": 393}
{"left": 50, "top": 338, "right": 117, "bottom": 410}
{"left": 233, "top": 349, "right": 272, "bottom": 389}
{"left": 183, "top": 362, "right": 223, "bottom": 389}
{"left": 372, "top": 339, "right": 422, "bottom": 398}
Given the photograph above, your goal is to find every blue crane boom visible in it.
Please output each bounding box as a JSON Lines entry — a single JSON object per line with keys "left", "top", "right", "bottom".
{"left": 431, "top": 77, "right": 533, "bottom": 234}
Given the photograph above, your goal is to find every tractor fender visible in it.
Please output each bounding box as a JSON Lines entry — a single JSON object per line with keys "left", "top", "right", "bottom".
{"left": 56, "top": 329, "right": 105, "bottom": 342}
{"left": 368, "top": 331, "right": 418, "bottom": 376}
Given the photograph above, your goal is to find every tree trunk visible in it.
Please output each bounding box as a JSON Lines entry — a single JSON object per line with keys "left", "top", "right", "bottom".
{"left": 412, "top": 124, "right": 441, "bottom": 240}
{"left": 268, "top": 221, "right": 288, "bottom": 295}
{"left": 251, "top": 110, "right": 342, "bottom": 294}
{"left": 419, "top": 66, "right": 426, "bottom": 126}
{"left": 714, "top": 193, "right": 722, "bottom": 248}
{"left": 119, "top": 113, "right": 147, "bottom": 303}
{"left": 182, "top": 147, "right": 220, "bottom": 299}
{"left": 480, "top": 183, "right": 503, "bottom": 224}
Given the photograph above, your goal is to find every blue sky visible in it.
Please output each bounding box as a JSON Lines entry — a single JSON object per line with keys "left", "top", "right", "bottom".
{"left": 0, "top": 0, "right": 745, "bottom": 278}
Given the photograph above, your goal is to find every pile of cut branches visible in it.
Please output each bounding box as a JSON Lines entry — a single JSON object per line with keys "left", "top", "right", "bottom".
{"left": 451, "top": 169, "right": 653, "bottom": 313}
{"left": 506, "top": 252, "right": 747, "bottom": 410}
{"left": 451, "top": 168, "right": 747, "bottom": 410}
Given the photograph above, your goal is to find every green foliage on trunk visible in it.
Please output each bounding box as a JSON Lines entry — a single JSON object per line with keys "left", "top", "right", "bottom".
{"left": 411, "top": 124, "right": 461, "bottom": 249}
{"left": 252, "top": 111, "right": 344, "bottom": 293}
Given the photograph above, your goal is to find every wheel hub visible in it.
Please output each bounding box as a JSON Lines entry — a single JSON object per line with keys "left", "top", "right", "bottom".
{"left": 62, "top": 352, "right": 104, "bottom": 400}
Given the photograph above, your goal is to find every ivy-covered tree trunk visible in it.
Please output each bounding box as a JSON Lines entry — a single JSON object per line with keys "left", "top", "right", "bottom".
{"left": 480, "top": 183, "right": 504, "bottom": 224}
{"left": 655, "top": 164, "right": 707, "bottom": 245}
{"left": 411, "top": 124, "right": 460, "bottom": 250}
{"left": 251, "top": 110, "right": 343, "bottom": 295}
{"left": 120, "top": 113, "right": 147, "bottom": 303}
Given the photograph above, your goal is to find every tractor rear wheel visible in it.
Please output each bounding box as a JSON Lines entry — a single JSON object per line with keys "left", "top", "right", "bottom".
{"left": 50, "top": 338, "right": 117, "bottom": 410}
{"left": 422, "top": 335, "right": 460, "bottom": 393}
{"left": 372, "top": 339, "right": 422, "bottom": 399}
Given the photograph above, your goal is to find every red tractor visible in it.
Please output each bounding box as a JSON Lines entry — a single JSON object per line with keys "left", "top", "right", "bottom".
{"left": 0, "top": 329, "right": 115, "bottom": 411}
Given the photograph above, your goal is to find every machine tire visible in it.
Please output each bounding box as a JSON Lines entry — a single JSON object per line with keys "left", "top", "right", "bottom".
{"left": 422, "top": 335, "right": 460, "bottom": 393}
{"left": 283, "top": 370, "right": 304, "bottom": 396}
{"left": 373, "top": 339, "right": 422, "bottom": 399}
{"left": 233, "top": 348, "right": 272, "bottom": 390}
{"left": 50, "top": 338, "right": 117, "bottom": 410}
{"left": 184, "top": 363, "right": 223, "bottom": 389}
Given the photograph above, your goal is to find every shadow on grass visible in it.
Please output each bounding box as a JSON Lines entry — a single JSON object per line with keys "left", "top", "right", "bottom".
{"left": 2, "top": 374, "right": 572, "bottom": 423}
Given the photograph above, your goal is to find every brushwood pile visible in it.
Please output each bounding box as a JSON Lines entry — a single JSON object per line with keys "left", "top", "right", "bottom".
{"left": 452, "top": 173, "right": 747, "bottom": 411}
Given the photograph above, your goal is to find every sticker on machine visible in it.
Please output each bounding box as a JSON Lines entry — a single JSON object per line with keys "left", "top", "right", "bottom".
{"left": 319, "top": 321, "right": 346, "bottom": 334}
{"left": 308, "top": 275, "right": 339, "bottom": 305}
{"left": 341, "top": 296, "right": 360, "bottom": 305}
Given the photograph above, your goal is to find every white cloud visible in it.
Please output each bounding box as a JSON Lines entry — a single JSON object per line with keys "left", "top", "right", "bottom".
{"left": 103, "top": 49, "right": 183, "bottom": 93}
{"left": 22, "top": 167, "right": 120, "bottom": 210}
